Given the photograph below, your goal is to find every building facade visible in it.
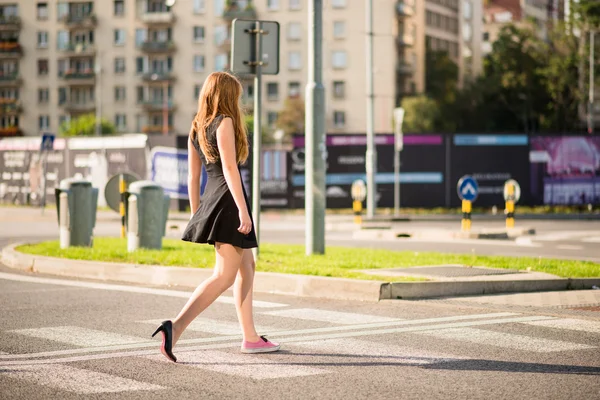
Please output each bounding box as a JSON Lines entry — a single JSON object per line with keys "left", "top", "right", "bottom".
{"left": 0, "top": 0, "right": 482, "bottom": 139}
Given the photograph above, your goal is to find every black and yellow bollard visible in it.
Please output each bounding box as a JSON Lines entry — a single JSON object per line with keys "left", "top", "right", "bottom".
{"left": 353, "top": 200, "right": 363, "bottom": 224}
{"left": 119, "top": 174, "right": 126, "bottom": 238}
{"left": 505, "top": 182, "right": 515, "bottom": 228}
{"left": 461, "top": 200, "right": 472, "bottom": 232}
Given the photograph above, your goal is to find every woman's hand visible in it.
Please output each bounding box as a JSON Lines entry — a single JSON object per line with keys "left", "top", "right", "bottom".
{"left": 238, "top": 209, "right": 252, "bottom": 235}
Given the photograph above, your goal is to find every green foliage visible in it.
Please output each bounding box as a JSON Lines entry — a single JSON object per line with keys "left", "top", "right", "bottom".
{"left": 59, "top": 113, "right": 115, "bottom": 137}
{"left": 400, "top": 95, "right": 440, "bottom": 133}
{"left": 276, "top": 97, "right": 305, "bottom": 140}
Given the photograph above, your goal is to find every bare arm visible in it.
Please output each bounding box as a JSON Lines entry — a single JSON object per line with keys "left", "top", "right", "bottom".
{"left": 216, "top": 117, "right": 251, "bottom": 233}
{"left": 187, "top": 135, "right": 202, "bottom": 216}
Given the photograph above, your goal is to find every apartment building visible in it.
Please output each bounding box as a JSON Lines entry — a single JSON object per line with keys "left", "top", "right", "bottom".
{"left": 0, "top": 0, "right": 481, "bottom": 139}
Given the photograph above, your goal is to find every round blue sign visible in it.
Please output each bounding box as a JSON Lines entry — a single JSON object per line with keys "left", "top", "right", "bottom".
{"left": 457, "top": 175, "right": 479, "bottom": 202}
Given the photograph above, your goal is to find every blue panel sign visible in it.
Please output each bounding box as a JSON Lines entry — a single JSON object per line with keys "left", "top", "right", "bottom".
{"left": 457, "top": 175, "right": 479, "bottom": 201}
{"left": 150, "top": 146, "right": 189, "bottom": 199}
{"left": 454, "top": 135, "right": 528, "bottom": 146}
{"left": 40, "top": 133, "right": 55, "bottom": 152}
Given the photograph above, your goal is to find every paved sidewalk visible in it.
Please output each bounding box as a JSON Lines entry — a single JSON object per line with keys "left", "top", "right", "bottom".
{"left": 442, "top": 289, "right": 600, "bottom": 308}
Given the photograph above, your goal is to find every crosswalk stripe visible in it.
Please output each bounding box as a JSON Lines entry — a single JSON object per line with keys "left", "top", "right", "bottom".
{"left": 293, "top": 338, "right": 467, "bottom": 365}
{"left": 522, "top": 318, "right": 600, "bottom": 334}
{"left": 260, "top": 308, "right": 400, "bottom": 325}
{"left": 534, "top": 231, "right": 600, "bottom": 242}
{"left": 582, "top": 237, "right": 600, "bottom": 243}
{"left": 9, "top": 326, "right": 147, "bottom": 347}
{"left": 2, "top": 364, "right": 165, "bottom": 393}
{"left": 145, "top": 350, "right": 330, "bottom": 380}
{"left": 0, "top": 312, "right": 519, "bottom": 361}
{"left": 0, "top": 315, "right": 555, "bottom": 367}
{"left": 417, "top": 327, "right": 596, "bottom": 352}
{"left": 0, "top": 272, "right": 289, "bottom": 309}
{"left": 140, "top": 318, "right": 274, "bottom": 336}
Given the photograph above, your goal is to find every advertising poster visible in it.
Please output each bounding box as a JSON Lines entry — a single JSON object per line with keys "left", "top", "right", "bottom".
{"left": 530, "top": 136, "right": 600, "bottom": 205}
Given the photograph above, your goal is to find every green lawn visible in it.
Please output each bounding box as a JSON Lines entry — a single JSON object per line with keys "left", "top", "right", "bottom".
{"left": 16, "top": 238, "right": 600, "bottom": 281}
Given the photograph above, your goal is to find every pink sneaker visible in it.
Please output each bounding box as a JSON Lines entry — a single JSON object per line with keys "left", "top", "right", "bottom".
{"left": 241, "top": 335, "right": 281, "bottom": 354}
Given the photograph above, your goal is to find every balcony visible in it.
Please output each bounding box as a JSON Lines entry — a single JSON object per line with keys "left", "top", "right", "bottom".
{"left": 141, "top": 99, "right": 176, "bottom": 111}
{"left": 396, "top": 33, "right": 415, "bottom": 47}
{"left": 0, "top": 126, "right": 21, "bottom": 137}
{"left": 396, "top": 1, "right": 414, "bottom": 17}
{"left": 142, "top": 125, "right": 174, "bottom": 134}
{"left": 0, "top": 99, "right": 21, "bottom": 114}
{"left": 0, "top": 72, "right": 22, "bottom": 86}
{"left": 222, "top": 5, "right": 257, "bottom": 21}
{"left": 60, "top": 13, "right": 97, "bottom": 29}
{"left": 142, "top": 72, "right": 175, "bottom": 82}
{"left": 0, "top": 42, "right": 22, "bottom": 59}
{"left": 61, "top": 42, "right": 96, "bottom": 57}
{"left": 61, "top": 70, "right": 96, "bottom": 85}
{"left": 141, "top": 12, "right": 175, "bottom": 25}
{"left": 140, "top": 41, "right": 176, "bottom": 54}
{"left": 60, "top": 101, "right": 96, "bottom": 113}
{"left": 396, "top": 61, "right": 415, "bottom": 75}
{"left": 0, "top": 16, "right": 21, "bottom": 31}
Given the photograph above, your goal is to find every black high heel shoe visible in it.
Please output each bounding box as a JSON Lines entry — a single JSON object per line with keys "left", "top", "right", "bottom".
{"left": 152, "top": 320, "right": 177, "bottom": 363}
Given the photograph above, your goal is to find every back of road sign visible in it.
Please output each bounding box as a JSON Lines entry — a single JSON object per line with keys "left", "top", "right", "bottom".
{"left": 231, "top": 19, "right": 280, "bottom": 75}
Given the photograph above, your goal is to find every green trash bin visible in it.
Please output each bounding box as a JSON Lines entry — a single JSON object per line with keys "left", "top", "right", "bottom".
{"left": 54, "top": 178, "right": 98, "bottom": 248}
{"left": 125, "top": 181, "right": 170, "bottom": 251}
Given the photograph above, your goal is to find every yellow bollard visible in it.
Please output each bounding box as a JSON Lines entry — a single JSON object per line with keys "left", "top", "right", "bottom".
{"left": 353, "top": 200, "right": 362, "bottom": 224}
{"left": 505, "top": 183, "right": 515, "bottom": 228}
{"left": 461, "top": 199, "right": 472, "bottom": 232}
{"left": 119, "top": 174, "right": 126, "bottom": 238}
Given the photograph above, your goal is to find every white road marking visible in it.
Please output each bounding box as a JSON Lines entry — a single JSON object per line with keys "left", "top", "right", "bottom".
{"left": 0, "top": 312, "right": 519, "bottom": 360}
{"left": 418, "top": 327, "right": 596, "bottom": 352}
{"left": 9, "top": 326, "right": 147, "bottom": 347}
{"left": 0, "top": 272, "right": 288, "bottom": 309}
{"left": 535, "top": 231, "right": 600, "bottom": 242}
{"left": 260, "top": 308, "right": 399, "bottom": 325}
{"left": 293, "top": 338, "right": 467, "bottom": 365}
{"left": 522, "top": 318, "right": 600, "bottom": 334}
{"left": 140, "top": 318, "right": 274, "bottom": 336}
{"left": 2, "top": 364, "right": 165, "bottom": 393}
{"left": 145, "top": 350, "right": 330, "bottom": 380}
{"left": 0, "top": 315, "right": 555, "bottom": 367}
{"left": 581, "top": 237, "right": 600, "bottom": 243}
{"left": 556, "top": 245, "right": 583, "bottom": 251}
{"left": 0, "top": 351, "right": 9, "bottom": 355}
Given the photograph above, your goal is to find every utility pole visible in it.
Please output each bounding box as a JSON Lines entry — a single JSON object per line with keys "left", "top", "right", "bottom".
{"left": 305, "top": 0, "right": 326, "bottom": 255}
{"left": 365, "top": 0, "right": 376, "bottom": 218}
{"left": 589, "top": 30, "right": 595, "bottom": 135}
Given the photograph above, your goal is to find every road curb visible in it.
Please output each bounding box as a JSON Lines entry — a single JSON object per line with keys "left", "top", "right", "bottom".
{"left": 3, "top": 243, "right": 599, "bottom": 302}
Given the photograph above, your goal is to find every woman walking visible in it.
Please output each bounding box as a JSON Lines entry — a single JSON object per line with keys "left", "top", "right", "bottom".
{"left": 152, "top": 71, "right": 280, "bottom": 362}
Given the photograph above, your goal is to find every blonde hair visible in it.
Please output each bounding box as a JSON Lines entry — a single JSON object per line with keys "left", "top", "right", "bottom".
{"left": 190, "top": 71, "right": 249, "bottom": 164}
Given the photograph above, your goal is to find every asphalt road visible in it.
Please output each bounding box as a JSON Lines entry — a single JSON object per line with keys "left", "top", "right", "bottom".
{"left": 1, "top": 264, "right": 599, "bottom": 400}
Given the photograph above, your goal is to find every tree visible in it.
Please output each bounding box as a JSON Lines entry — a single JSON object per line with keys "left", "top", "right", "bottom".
{"left": 425, "top": 50, "right": 459, "bottom": 131}
{"left": 276, "top": 97, "right": 305, "bottom": 140}
{"left": 400, "top": 95, "right": 440, "bottom": 133}
{"left": 59, "top": 113, "right": 115, "bottom": 137}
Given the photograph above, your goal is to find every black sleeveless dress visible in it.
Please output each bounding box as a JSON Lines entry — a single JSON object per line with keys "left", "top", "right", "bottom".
{"left": 181, "top": 115, "right": 258, "bottom": 249}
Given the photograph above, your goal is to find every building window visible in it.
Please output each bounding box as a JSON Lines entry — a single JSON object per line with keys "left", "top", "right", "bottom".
{"left": 267, "top": 0, "right": 279, "bottom": 10}
{"left": 333, "top": 21, "right": 345, "bottom": 39}
{"left": 114, "top": 0, "right": 124, "bottom": 16}
{"left": 114, "top": 29, "right": 125, "bottom": 46}
{"left": 136, "top": 86, "right": 144, "bottom": 103}
{"left": 333, "top": 81, "right": 345, "bottom": 98}
{"left": 136, "top": 57, "right": 145, "bottom": 74}
{"left": 37, "top": 3, "right": 48, "bottom": 20}
{"left": 332, "top": 51, "right": 347, "bottom": 69}
{"left": 267, "top": 111, "right": 278, "bottom": 127}
{"left": 288, "top": 81, "right": 300, "bottom": 97}
{"left": 114, "top": 57, "right": 125, "bottom": 73}
{"left": 37, "top": 31, "right": 49, "bottom": 48}
{"left": 288, "top": 52, "right": 301, "bottom": 70}
{"left": 115, "top": 86, "right": 126, "bottom": 101}
{"left": 214, "top": 26, "right": 227, "bottom": 46}
{"left": 58, "top": 87, "right": 67, "bottom": 104}
{"left": 193, "top": 26, "right": 205, "bottom": 42}
{"left": 288, "top": 22, "right": 302, "bottom": 40}
{"left": 194, "top": 84, "right": 202, "bottom": 99}
{"left": 194, "top": 0, "right": 205, "bottom": 13}
{"left": 115, "top": 114, "right": 127, "bottom": 130}
{"left": 483, "top": 32, "right": 490, "bottom": 41}
{"left": 267, "top": 82, "right": 279, "bottom": 101}
{"left": 289, "top": 0, "right": 301, "bottom": 10}
{"left": 38, "top": 88, "right": 50, "bottom": 104}
{"left": 333, "top": 111, "right": 345, "bottom": 128}
{"left": 332, "top": 0, "right": 346, "bottom": 9}
{"left": 215, "top": 54, "right": 227, "bottom": 72}
{"left": 38, "top": 59, "right": 49, "bottom": 76}
{"left": 193, "top": 55, "right": 205, "bottom": 72}
{"left": 39, "top": 115, "right": 50, "bottom": 130}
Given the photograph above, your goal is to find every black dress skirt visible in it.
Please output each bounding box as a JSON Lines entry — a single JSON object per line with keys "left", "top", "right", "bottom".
{"left": 181, "top": 115, "right": 258, "bottom": 249}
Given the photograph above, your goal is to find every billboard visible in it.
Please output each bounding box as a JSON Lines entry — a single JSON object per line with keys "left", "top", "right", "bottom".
{"left": 530, "top": 136, "right": 600, "bottom": 205}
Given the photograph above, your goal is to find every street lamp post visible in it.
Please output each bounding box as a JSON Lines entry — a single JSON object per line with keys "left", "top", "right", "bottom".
{"left": 365, "top": 0, "right": 376, "bottom": 219}
{"left": 589, "top": 30, "right": 595, "bottom": 135}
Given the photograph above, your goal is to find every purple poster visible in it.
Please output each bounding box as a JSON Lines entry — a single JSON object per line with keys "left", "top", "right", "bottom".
{"left": 530, "top": 136, "right": 600, "bottom": 205}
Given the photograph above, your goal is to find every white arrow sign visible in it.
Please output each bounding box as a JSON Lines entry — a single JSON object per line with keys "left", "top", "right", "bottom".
{"left": 462, "top": 183, "right": 477, "bottom": 197}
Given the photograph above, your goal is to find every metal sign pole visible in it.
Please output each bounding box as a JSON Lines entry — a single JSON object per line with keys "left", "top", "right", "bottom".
{"left": 252, "top": 21, "right": 263, "bottom": 259}
{"left": 365, "top": 0, "right": 376, "bottom": 219}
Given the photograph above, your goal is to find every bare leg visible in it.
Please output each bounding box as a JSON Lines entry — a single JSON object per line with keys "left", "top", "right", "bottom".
{"left": 171, "top": 242, "right": 242, "bottom": 346}
{"left": 233, "top": 249, "right": 260, "bottom": 342}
